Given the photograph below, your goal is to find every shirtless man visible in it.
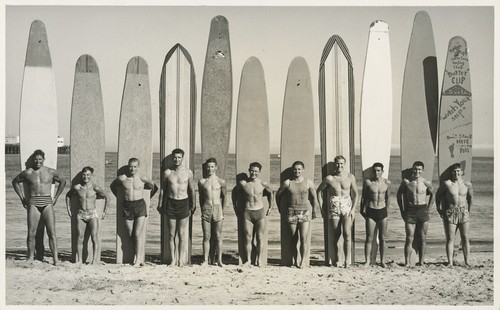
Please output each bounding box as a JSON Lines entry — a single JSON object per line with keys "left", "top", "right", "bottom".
{"left": 157, "top": 148, "right": 196, "bottom": 266}
{"left": 111, "top": 158, "right": 157, "bottom": 266}
{"left": 198, "top": 158, "right": 227, "bottom": 266}
{"left": 317, "top": 155, "right": 359, "bottom": 268}
{"left": 276, "top": 161, "right": 318, "bottom": 268}
{"left": 397, "top": 161, "right": 434, "bottom": 267}
{"left": 232, "top": 162, "right": 273, "bottom": 267}
{"left": 12, "top": 149, "right": 66, "bottom": 265}
{"left": 66, "top": 166, "right": 108, "bottom": 264}
{"left": 361, "top": 162, "right": 390, "bottom": 267}
{"left": 436, "top": 163, "right": 473, "bottom": 267}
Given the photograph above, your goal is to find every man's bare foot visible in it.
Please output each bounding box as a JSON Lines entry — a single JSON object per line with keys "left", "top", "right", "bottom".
{"left": 216, "top": 261, "right": 224, "bottom": 267}
{"left": 404, "top": 263, "right": 411, "bottom": 268}
{"left": 201, "top": 261, "right": 209, "bottom": 267}
{"left": 363, "top": 261, "right": 370, "bottom": 268}
{"left": 53, "top": 260, "right": 59, "bottom": 266}
{"left": 380, "top": 262, "right": 387, "bottom": 268}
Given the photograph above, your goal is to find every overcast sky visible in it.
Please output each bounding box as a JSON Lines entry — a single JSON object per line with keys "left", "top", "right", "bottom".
{"left": 3, "top": 2, "right": 495, "bottom": 156}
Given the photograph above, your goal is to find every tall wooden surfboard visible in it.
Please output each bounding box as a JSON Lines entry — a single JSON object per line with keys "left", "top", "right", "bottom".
{"left": 19, "top": 20, "right": 58, "bottom": 260}
{"left": 70, "top": 54, "right": 105, "bottom": 263}
{"left": 360, "top": 22, "right": 393, "bottom": 264}
{"left": 116, "top": 56, "right": 152, "bottom": 264}
{"left": 401, "top": 11, "right": 439, "bottom": 181}
{"left": 438, "top": 37, "right": 472, "bottom": 182}
{"left": 281, "top": 57, "right": 315, "bottom": 267}
{"left": 201, "top": 15, "right": 232, "bottom": 180}
{"left": 159, "top": 44, "right": 196, "bottom": 265}
{"left": 400, "top": 11, "right": 439, "bottom": 266}
{"left": 236, "top": 57, "right": 270, "bottom": 266}
{"left": 319, "top": 35, "right": 355, "bottom": 266}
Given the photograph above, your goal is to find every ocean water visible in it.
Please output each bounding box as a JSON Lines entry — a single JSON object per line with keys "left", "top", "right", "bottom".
{"left": 4, "top": 153, "right": 493, "bottom": 256}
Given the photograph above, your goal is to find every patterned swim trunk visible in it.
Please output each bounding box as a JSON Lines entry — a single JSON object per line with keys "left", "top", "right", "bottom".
{"left": 78, "top": 209, "right": 98, "bottom": 222}
{"left": 445, "top": 206, "right": 470, "bottom": 224}
{"left": 287, "top": 209, "right": 309, "bottom": 224}
{"left": 329, "top": 196, "right": 352, "bottom": 220}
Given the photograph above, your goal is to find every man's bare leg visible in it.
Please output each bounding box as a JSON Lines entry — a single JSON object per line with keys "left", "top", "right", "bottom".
{"left": 76, "top": 218, "right": 86, "bottom": 264}
{"left": 89, "top": 218, "right": 99, "bottom": 264}
{"left": 133, "top": 216, "right": 146, "bottom": 266}
{"left": 286, "top": 222, "right": 298, "bottom": 266}
{"left": 43, "top": 205, "right": 58, "bottom": 265}
{"left": 297, "top": 221, "right": 310, "bottom": 268}
{"left": 26, "top": 205, "right": 41, "bottom": 262}
{"left": 330, "top": 218, "right": 341, "bottom": 267}
{"left": 124, "top": 219, "right": 136, "bottom": 264}
{"left": 177, "top": 217, "right": 189, "bottom": 266}
{"left": 342, "top": 215, "right": 353, "bottom": 268}
{"left": 404, "top": 223, "right": 415, "bottom": 267}
{"left": 243, "top": 219, "right": 253, "bottom": 266}
{"left": 459, "top": 222, "right": 471, "bottom": 266}
{"left": 444, "top": 221, "right": 455, "bottom": 267}
{"left": 255, "top": 218, "right": 267, "bottom": 267}
{"left": 364, "top": 218, "right": 376, "bottom": 267}
{"left": 417, "top": 221, "right": 429, "bottom": 266}
{"left": 201, "top": 220, "right": 211, "bottom": 266}
{"left": 167, "top": 217, "right": 177, "bottom": 266}
{"left": 379, "top": 218, "right": 388, "bottom": 267}
{"left": 214, "top": 220, "right": 224, "bottom": 267}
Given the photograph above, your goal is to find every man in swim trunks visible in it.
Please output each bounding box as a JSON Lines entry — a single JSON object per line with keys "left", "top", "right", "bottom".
{"left": 157, "top": 148, "right": 196, "bottom": 266}
{"left": 198, "top": 158, "right": 227, "bottom": 267}
{"left": 65, "top": 166, "right": 108, "bottom": 264}
{"left": 12, "top": 149, "right": 66, "bottom": 265}
{"left": 317, "top": 155, "right": 359, "bottom": 268}
{"left": 436, "top": 163, "right": 473, "bottom": 267}
{"left": 232, "top": 162, "right": 273, "bottom": 267}
{"left": 397, "top": 161, "right": 434, "bottom": 267}
{"left": 276, "top": 161, "right": 318, "bottom": 268}
{"left": 361, "top": 162, "right": 390, "bottom": 268}
{"left": 111, "top": 158, "right": 157, "bottom": 266}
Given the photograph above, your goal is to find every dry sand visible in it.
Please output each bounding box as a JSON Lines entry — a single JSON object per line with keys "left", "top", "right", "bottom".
{"left": 5, "top": 247, "right": 493, "bottom": 306}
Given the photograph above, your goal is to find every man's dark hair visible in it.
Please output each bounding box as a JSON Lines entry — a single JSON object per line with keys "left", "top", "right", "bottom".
{"left": 32, "top": 149, "right": 45, "bottom": 158}
{"left": 249, "top": 162, "right": 262, "bottom": 171}
{"left": 412, "top": 161, "right": 424, "bottom": 169}
{"left": 205, "top": 158, "right": 217, "bottom": 165}
{"left": 292, "top": 161, "right": 305, "bottom": 169}
{"left": 172, "top": 148, "right": 185, "bottom": 156}
{"left": 81, "top": 166, "right": 94, "bottom": 174}
{"left": 372, "top": 162, "right": 384, "bottom": 170}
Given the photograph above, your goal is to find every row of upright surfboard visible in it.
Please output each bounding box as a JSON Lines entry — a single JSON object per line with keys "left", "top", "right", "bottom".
{"left": 19, "top": 11, "right": 472, "bottom": 266}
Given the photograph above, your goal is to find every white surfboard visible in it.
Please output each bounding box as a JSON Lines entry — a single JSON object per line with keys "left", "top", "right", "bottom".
{"left": 19, "top": 20, "right": 58, "bottom": 259}
{"left": 360, "top": 21, "right": 393, "bottom": 265}
{"left": 236, "top": 56, "right": 270, "bottom": 266}
{"left": 116, "top": 56, "right": 152, "bottom": 264}
{"left": 70, "top": 54, "right": 105, "bottom": 263}
{"left": 159, "top": 44, "right": 196, "bottom": 265}
{"left": 281, "top": 57, "right": 315, "bottom": 267}
{"left": 319, "top": 35, "right": 355, "bottom": 267}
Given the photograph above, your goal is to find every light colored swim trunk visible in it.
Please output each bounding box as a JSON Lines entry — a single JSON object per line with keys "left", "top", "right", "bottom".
{"left": 329, "top": 196, "right": 352, "bottom": 220}
{"left": 78, "top": 209, "right": 98, "bottom": 222}
{"left": 445, "top": 205, "right": 470, "bottom": 225}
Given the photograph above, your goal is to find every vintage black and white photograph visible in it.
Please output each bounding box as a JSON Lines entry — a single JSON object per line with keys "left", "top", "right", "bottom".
{"left": 2, "top": 0, "right": 496, "bottom": 307}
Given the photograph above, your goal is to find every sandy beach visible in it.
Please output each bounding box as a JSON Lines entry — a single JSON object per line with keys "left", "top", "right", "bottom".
{"left": 5, "top": 245, "right": 493, "bottom": 306}
{"left": 4, "top": 154, "right": 495, "bottom": 307}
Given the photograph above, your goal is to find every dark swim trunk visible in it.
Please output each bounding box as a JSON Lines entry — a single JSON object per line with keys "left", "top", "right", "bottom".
{"left": 123, "top": 199, "right": 147, "bottom": 220}
{"left": 166, "top": 198, "right": 191, "bottom": 220}
{"left": 405, "top": 204, "right": 429, "bottom": 224}
{"left": 366, "top": 207, "right": 388, "bottom": 222}
{"left": 29, "top": 196, "right": 53, "bottom": 213}
{"left": 244, "top": 207, "right": 266, "bottom": 224}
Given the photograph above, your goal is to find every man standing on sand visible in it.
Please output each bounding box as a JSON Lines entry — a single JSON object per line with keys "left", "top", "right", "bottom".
{"left": 361, "top": 162, "right": 390, "bottom": 268}
{"left": 276, "top": 161, "right": 319, "bottom": 268}
{"left": 198, "top": 158, "right": 227, "bottom": 267}
{"left": 66, "top": 166, "right": 108, "bottom": 264}
{"left": 232, "top": 162, "right": 273, "bottom": 267}
{"left": 157, "top": 148, "right": 196, "bottom": 267}
{"left": 397, "top": 161, "right": 434, "bottom": 267}
{"left": 111, "top": 158, "right": 157, "bottom": 266}
{"left": 436, "top": 163, "right": 473, "bottom": 267}
{"left": 12, "top": 149, "right": 66, "bottom": 265}
{"left": 317, "top": 155, "right": 359, "bottom": 268}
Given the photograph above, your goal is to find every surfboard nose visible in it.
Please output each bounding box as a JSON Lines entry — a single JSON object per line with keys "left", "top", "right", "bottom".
{"left": 369, "top": 20, "right": 389, "bottom": 32}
